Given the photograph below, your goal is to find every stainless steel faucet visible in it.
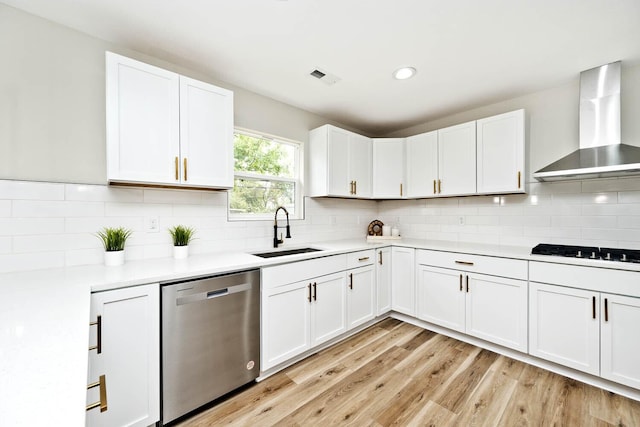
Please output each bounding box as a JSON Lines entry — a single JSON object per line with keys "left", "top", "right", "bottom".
{"left": 273, "top": 206, "right": 291, "bottom": 248}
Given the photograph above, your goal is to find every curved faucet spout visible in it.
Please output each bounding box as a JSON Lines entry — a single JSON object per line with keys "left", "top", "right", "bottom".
{"left": 273, "top": 206, "right": 292, "bottom": 247}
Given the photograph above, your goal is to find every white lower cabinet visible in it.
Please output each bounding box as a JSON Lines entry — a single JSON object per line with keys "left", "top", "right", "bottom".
{"left": 415, "top": 250, "right": 528, "bottom": 352}
{"left": 601, "top": 293, "right": 640, "bottom": 389}
{"left": 376, "top": 247, "right": 392, "bottom": 315}
{"left": 530, "top": 281, "right": 640, "bottom": 387}
{"left": 391, "top": 247, "right": 415, "bottom": 315}
{"left": 262, "top": 272, "right": 346, "bottom": 370}
{"left": 86, "top": 283, "right": 160, "bottom": 427}
{"left": 347, "top": 264, "right": 376, "bottom": 329}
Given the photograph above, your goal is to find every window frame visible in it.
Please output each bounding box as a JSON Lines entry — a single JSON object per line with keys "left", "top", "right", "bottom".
{"left": 228, "top": 128, "right": 304, "bottom": 221}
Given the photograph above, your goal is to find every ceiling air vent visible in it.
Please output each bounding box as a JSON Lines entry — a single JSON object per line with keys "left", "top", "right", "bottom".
{"left": 309, "top": 68, "right": 341, "bottom": 85}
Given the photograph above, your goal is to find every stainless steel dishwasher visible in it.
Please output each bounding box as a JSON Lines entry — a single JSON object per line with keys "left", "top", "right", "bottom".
{"left": 161, "top": 269, "right": 260, "bottom": 424}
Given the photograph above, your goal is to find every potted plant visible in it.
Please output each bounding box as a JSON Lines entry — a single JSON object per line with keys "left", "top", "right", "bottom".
{"left": 169, "top": 225, "right": 196, "bottom": 259}
{"left": 96, "top": 227, "right": 132, "bottom": 266}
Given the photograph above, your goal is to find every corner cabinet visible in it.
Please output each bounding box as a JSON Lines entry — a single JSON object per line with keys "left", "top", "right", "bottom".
{"left": 308, "top": 125, "right": 372, "bottom": 198}
{"left": 106, "top": 52, "right": 234, "bottom": 189}
{"left": 86, "top": 283, "right": 160, "bottom": 427}
{"left": 476, "top": 109, "right": 525, "bottom": 194}
{"left": 372, "top": 138, "right": 405, "bottom": 198}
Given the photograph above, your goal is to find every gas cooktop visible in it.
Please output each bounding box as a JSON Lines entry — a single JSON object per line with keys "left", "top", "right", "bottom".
{"left": 532, "top": 244, "right": 640, "bottom": 263}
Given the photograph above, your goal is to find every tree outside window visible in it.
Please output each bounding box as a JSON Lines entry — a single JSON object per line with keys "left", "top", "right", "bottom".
{"left": 230, "top": 131, "right": 302, "bottom": 219}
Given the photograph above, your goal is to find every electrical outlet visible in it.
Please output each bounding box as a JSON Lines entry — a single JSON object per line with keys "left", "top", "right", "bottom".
{"left": 146, "top": 216, "right": 159, "bottom": 233}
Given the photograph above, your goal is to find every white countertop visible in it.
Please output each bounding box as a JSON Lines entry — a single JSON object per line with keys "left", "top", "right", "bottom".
{"left": 2, "top": 237, "right": 639, "bottom": 426}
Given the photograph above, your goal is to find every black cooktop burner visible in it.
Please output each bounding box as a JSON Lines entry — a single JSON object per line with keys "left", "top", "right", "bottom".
{"left": 532, "top": 243, "right": 640, "bottom": 262}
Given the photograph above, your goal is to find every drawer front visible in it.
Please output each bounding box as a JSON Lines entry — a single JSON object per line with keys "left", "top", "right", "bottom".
{"left": 346, "top": 250, "right": 375, "bottom": 269}
{"left": 416, "top": 249, "right": 527, "bottom": 280}
{"left": 262, "top": 255, "right": 347, "bottom": 289}
{"left": 530, "top": 261, "right": 640, "bottom": 297}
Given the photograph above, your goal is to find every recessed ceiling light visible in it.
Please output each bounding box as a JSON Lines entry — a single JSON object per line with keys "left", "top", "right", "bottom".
{"left": 393, "top": 67, "right": 417, "bottom": 80}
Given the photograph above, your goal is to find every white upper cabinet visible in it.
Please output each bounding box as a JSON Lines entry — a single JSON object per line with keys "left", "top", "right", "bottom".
{"left": 476, "top": 109, "right": 525, "bottom": 194}
{"left": 308, "top": 125, "right": 371, "bottom": 198}
{"left": 372, "top": 138, "right": 405, "bottom": 198}
{"left": 437, "top": 121, "right": 476, "bottom": 196}
{"left": 106, "top": 52, "right": 233, "bottom": 189}
{"left": 179, "top": 76, "right": 234, "bottom": 188}
{"left": 405, "top": 131, "right": 438, "bottom": 198}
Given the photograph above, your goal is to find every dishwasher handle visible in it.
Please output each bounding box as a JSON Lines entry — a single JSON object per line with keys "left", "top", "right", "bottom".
{"left": 176, "top": 283, "right": 252, "bottom": 306}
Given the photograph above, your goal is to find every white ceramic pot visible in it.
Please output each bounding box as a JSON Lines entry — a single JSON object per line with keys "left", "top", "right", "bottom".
{"left": 173, "top": 245, "right": 189, "bottom": 259}
{"left": 104, "top": 250, "right": 125, "bottom": 266}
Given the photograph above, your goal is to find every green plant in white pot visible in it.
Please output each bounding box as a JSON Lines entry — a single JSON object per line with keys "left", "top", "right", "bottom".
{"left": 169, "top": 225, "right": 196, "bottom": 259}
{"left": 97, "top": 227, "right": 132, "bottom": 266}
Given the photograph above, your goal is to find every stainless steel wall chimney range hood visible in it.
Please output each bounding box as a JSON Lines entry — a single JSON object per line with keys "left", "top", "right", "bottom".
{"left": 533, "top": 61, "right": 640, "bottom": 181}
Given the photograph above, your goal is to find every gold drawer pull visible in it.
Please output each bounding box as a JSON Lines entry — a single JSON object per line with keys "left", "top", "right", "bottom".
{"left": 88, "top": 315, "right": 102, "bottom": 354}
{"left": 184, "top": 158, "right": 188, "bottom": 181}
{"left": 358, "top": 257, "right": 370, "bottom": 261}
{"left": 86, "top": 374, "right": 108, "bottom": 412}
{"left": 455, "top": 260, "right": 474, "bottom": 266}
{"left": 378, "top": 251, "right": 383, "bottom": 265}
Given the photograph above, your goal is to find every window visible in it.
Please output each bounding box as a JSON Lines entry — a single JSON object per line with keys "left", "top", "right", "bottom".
{"left": 229, "top": 129, "right": 303, "bottom": 220}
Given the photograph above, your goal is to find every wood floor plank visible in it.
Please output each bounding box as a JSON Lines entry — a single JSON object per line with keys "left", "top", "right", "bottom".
{"left": 176, "top": 321, "right": 640, "bottom": 427}
{"left": 274, "top": 346, "right": 411, "bottom": 426}
{"left": 433, "top": 348, "right": 499, "bottom": 414}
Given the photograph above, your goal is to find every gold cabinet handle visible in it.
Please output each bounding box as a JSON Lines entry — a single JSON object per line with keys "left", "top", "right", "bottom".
{"left": 88, "top": 315, "right": 102, "bottom": 354}
{"left": 438, "top": 179, "right": 442, "bottom": 194}
{"left": 433, "top": 179, "right": 436, "bottom": 195}
{"left": 184, "top": 158, "right": 188, "bottom": 181}
{"left": 349, "top": 181, "right": 354, "bottom": 195}
{"left": 358, "top": 256, "right": 370, "bottom": 262}
{"left": 459, "top": 274, "right": 463, "bottom": 291}
{"left": 308, "top": 283, "right": 312, "bottom": 302}
{"left": 517, "top": 171, "right": 521, "bottom": 189}
{"left": 313, "top": 282, "right": 317, "bottom": 301}
{"left": 455, "top": 260, "right": 474, "bottom": 266}
{"left": 466, "top": 275, "right": 469, "bottom": 293}
{"left": 354, "top": 180, "right": 357, "bottom": 195}
{"left": 174, "top": 157, "right": 179, "bottom": 181}
{"left": 604, "top": 298, "right": 609, "bottom": 322}
{"left": 592, "top": 296, "right": 596, "bottom": 319}
{"left": 378, "top": 251, "right": 383, "bottom": 265}
{"left": 86, "top": 374, "right": 108, "bottom": 412}
{"left": 349, "top": 273, "right": 353, "bottom": 289}
{"left": 400, "top": 183, "right": 403, "bottom": 197}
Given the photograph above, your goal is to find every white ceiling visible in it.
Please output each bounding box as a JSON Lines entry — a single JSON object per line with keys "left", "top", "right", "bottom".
{"left": 3, "top": 0, "right": 640, "bottom": 136}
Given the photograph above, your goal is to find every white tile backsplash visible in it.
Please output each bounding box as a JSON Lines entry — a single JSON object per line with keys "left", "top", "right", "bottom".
{"left": 3, "top": 177, "right": 640, "bottom": 273}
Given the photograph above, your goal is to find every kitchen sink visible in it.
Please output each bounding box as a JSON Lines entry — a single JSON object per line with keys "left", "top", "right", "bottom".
{"left": 253, "top": 247, "right": 323, "bottom": 258}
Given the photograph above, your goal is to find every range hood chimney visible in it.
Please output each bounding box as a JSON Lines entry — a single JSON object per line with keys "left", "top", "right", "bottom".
{"left": 533, "top": 61, "right": 640, "bottom": 181}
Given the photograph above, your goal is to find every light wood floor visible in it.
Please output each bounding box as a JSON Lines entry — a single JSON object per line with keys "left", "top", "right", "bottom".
{"left": 176, "top": 318, "right": 640, "bottom": 426}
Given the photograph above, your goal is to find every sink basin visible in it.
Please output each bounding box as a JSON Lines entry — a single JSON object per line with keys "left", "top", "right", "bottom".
{"left": 254, "top": 247, "right": 323, "bottom": 258}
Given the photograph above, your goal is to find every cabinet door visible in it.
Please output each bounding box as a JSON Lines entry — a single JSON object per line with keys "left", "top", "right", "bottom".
{"left": 529, "top": 282, "right": 599, "bottom": 375}
{"left": 416, "top": 265, "right": 465, "bottom": 332}
{"left": 262, "top": 281, "right": 311, "bottom": 370}
{"left": 327, "top": 127, "right": 351, "bottom": 197}
{"left": 179, "top": 76, "right": 234, "bottom": 188}
{"left": 86, "top": 284, "right": 160, "bottom": 427}
{"left": 106, "top": 52, "right": 180, "bottom": 185}
{"left": 349, "top": 133, "right": 372, "bottom": 198}
{"left": 406, "top": 131, "right": 438, "bottom": 198}
{"left": 437, "top": 121, "right": 476, "bottom": 196}
{"left": 601, "top": 293, "right": 640, "bottom": 389}
{"left": 391, "top": 247, "right": 415, "bottom": 316}
{"left": 373, "top": 138, "right": 405, "bottom": 198}
{"left": 465, "top": 273, "right": 528, "bottom": 352}
{"left": 311, "top": 272, "right": 347, "bottom": 346}
{"left": 376, "top": 247, "right": 392, "bottom": 315}
{"left": 476, "top": 109, "right": 525, "bottom": 194}
{"left": 347, "top": 265, "right": 376, "bottom": 329}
